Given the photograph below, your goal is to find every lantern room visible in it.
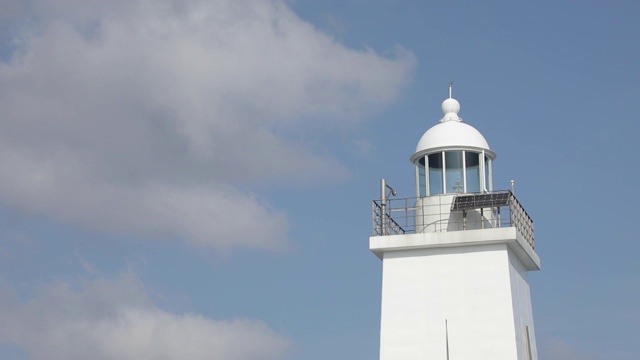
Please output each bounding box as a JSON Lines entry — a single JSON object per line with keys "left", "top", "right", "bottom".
{"left": 410, "top": 95, "right": 496, "bottom": 197}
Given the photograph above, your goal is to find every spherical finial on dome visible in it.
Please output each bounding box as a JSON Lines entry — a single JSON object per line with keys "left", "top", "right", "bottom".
{"left": 442, "top": 98, "right": 460, "bottom": 115}
{"left": 440, "top": 97, "right": 462, "bottom": 122}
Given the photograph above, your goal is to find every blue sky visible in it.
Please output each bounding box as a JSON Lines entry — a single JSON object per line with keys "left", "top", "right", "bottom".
{"left": 0, "top": 0, "right": 638, "bottom": 359}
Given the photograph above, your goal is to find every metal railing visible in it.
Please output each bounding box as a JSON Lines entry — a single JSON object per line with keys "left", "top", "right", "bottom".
{"left": 372, "top": 190, "right": 535, "bottom": 249}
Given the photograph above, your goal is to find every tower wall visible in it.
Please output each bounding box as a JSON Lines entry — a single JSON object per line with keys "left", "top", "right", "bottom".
{"left": 508, "top": 248, "right": 538, "bottom": 360}
{"left": 379, "top": 243, "right": 526, "bottom": 360}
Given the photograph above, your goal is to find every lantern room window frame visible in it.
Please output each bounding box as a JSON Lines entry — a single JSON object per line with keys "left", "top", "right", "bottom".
{"left": 414, "top": 149, "right": 494, "bottom": 197}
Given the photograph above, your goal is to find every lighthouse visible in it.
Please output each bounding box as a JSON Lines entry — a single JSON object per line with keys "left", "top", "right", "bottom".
{"left": 370, "top": 87, "right": 540, "bottom": 360}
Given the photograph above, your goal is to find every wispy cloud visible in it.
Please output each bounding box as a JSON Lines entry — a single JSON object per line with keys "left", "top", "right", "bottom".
{"left": 0, "top": 0, "right": 415, "bottom": 250}
{"left": 0, "top": 271, "right": 291, "bottom": 360}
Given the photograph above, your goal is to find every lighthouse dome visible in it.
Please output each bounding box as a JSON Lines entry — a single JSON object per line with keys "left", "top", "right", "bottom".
{"left": 410, "top": 97, "right": 495, "bottom": 162}
{"left": 415, "top": 121, "right": 491, "bottom": 153}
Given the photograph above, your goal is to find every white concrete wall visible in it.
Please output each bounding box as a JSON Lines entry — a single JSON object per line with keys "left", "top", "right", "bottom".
{"left": 415, "top": 195, "right": 495, "bottom": 233}
{"left": 379, "top": 243, "right": 524, "bottom": 360}
{"left": 508, "top": 248, "right": 538, "bottom": 360}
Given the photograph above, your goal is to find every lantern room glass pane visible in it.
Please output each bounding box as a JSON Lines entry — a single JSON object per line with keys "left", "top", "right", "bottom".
{"left": 427, "top": 153, "right": 443, "bottom": 195}
{"left": 465, "top": 151, "right": 481, "bottom": 193}
{"left": 417, "top": 162, "right": 426, "bottom": 197}
{"left": 485, "top": 156, "right": 493, "bottom": 191}
{"left": 445, "top": 151, "right": 464, "bottom": 193}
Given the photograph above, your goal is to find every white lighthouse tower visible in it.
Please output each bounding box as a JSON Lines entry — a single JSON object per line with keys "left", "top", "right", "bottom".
{"left": 370, "top": 87, "right": 540, "bottom": 360}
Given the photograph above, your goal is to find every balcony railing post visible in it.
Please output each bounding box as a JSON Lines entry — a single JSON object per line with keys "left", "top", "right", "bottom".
{"left": 381, "top": 179, "right": 387, "bottom": 236}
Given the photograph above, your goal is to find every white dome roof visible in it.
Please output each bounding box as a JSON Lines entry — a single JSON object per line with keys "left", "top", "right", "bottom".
{"left": 410, "top": 96, "right": 495, "bottom": 162}
{"left": 415, "top": 121, "right": 490, "bottom": 152}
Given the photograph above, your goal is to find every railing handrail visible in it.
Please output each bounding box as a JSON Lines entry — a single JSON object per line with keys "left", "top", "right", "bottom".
{"left": 371, "top": 190, "right": 535, "bottom": 249}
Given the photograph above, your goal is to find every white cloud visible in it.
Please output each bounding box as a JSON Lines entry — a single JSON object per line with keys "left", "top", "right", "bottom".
{"left": 0, "top": 272, "right": 290, "bottom": 360}
{"left": 0, "top": 0, "right": 415, "bottom": 250}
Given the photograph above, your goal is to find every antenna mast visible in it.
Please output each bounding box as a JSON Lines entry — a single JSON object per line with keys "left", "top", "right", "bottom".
{"left": 445, "top": 319, "right": 450, "bottom": 360}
